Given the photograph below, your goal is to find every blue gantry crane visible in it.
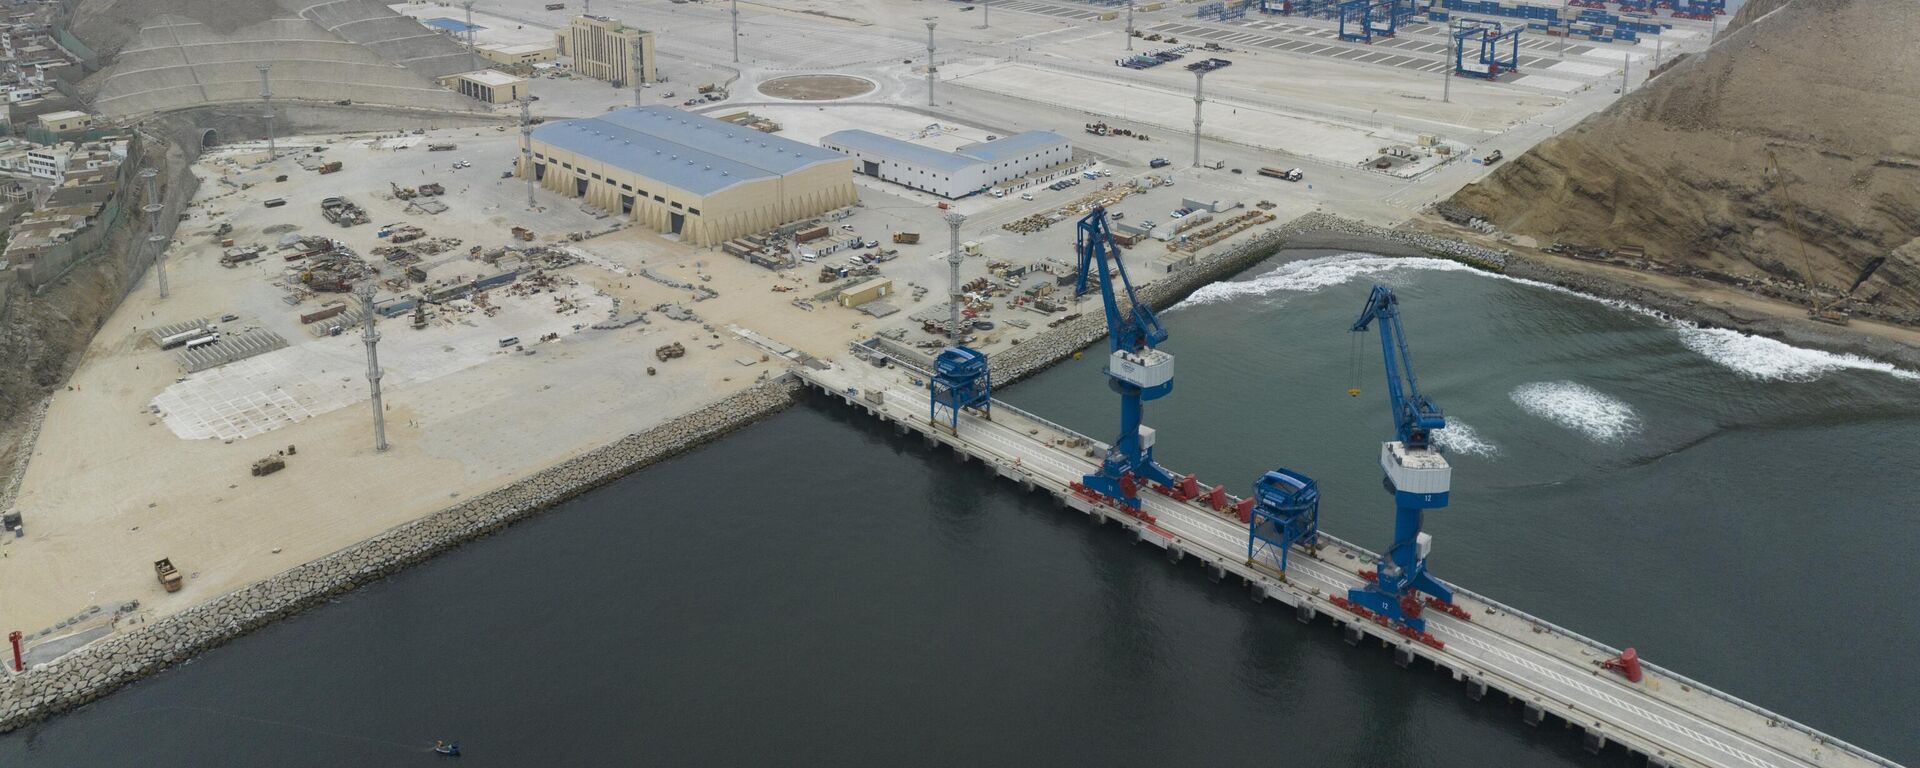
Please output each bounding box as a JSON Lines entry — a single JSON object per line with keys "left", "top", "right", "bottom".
{"left": 928, "top": 346, "right": 992, "bottom": 434}
{"left": 1338, "top": 0, "right": 1398, "bottom": 42}
{"left": 1346, "top": 284, "right": 1456, "bottom": 633}
{"left": 1072, "top": 207, "right": 1176, "bottom": 511}
{"left": 1452, "top": 20, "right": 1521, "bottom": 79}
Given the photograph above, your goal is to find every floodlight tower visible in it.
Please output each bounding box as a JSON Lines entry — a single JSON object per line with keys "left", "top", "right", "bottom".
{"left": 520, "top": 97, "right": 536, "bottom": 208}
{"left": 355, "top": 282, "right": 389, "bottom": 453}
{"left": 257, "top": 64, "right": 274, "bottom": 160}
{"left": 945, "top": 212, "right": 966, "bottom": 341}
{"left": 731, "top": 0, "right": 741, "bottom": 63}
{"left": 1191, "top": 68, "right": 1208, "bottom": 167}
{"left": 463, "top": 1, "right": 476, "bottom": 48}
{"left": 140, "top": 168, "right": 166, "bottom": 299}
{"left": 631, "top": 36, "right": 644, "bottom": 106}
{"left": 1127, "top": 0, "right": 1135, "bottom": 50}
{"left": 925, "top": 19, "right": 938, "bottom": 107}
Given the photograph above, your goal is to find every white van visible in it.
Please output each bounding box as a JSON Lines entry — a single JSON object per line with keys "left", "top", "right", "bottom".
{"left": 498, "top": 336, "right": 520, "bottom": 348}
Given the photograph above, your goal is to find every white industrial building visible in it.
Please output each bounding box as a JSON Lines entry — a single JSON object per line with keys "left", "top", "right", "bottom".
{"left": 819, "top": 130, "right": 1071, "bottom": 199}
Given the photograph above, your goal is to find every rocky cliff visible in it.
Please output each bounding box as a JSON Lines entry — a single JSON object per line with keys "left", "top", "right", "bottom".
{"left": 1447, "top": 0, "right": 1920, "bottom": 323}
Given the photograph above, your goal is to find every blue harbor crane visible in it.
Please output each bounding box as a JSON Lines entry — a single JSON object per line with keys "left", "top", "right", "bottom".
{"left": 1073, "top": 206, "right": 1176, "bottom": 511}
{"left": 929, "top": 346, "right": 992, "bottom": 433}
{"left": 1346, "top": 284, "right": 1456, "bottom": 633}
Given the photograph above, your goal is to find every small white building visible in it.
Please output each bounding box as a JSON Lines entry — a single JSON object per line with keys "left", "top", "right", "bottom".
{"left": 820, "top": 130, "right": 1071, "bottom": 199}
{"left": 26, "top": 146, "right": 69, "bottom": 180}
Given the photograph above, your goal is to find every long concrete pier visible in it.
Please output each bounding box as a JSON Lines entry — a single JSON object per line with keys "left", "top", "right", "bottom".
{"left": 797, "top": 346, "right": 1900, "bottom": 768}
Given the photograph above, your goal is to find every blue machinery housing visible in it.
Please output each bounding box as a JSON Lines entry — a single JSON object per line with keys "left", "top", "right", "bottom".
{"left": 929, "top": 347, "right": 992, "bottom": 433}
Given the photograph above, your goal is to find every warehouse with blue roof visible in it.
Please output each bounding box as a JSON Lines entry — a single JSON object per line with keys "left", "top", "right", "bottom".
{"left": 523, "top": 106, "right": 858, "bottom": 246}
{"left": 820, "top": 129, "right": 1072, "bottom": 199}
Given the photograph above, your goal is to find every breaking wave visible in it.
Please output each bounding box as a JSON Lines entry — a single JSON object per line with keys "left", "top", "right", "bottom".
{"left": 1677, "top": 327, "right": 1920, "bottom": 382}
{"left": 1510, "top": 381, "right": 1640, "bottom": 442}
{"left": 1174, "top": 252, "right": 1919, "bottom": 383}
{"left": 1176, "top": 254, "right": 1475, "bottom": 307}
{"left": 1431, "top": 419, "right": 1498, "bottom": 458}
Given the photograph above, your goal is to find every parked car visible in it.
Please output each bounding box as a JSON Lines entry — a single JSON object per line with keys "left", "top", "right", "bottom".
{"left": 1149, "top": 158, "right": 1170, "bottom": 168}
{"left": 1020, "top": 192, "right": 1034, "bottom": 201}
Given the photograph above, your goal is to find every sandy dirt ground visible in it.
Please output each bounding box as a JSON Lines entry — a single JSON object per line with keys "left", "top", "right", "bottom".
{"left": 3, "top": 0, "right": 1711, "bottom": 650}
{"left": 1, "top": 113, "right": 1290, "bottom": 635}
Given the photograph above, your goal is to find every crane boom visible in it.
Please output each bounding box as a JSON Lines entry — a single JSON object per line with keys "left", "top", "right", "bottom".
{"left": 1076, "top": 210, "right": 1166, "bottom": 354}
{"left": 1766, "top": 150, "right": 1849, "bottom": 324}
{"left": 1350, "top": 284, "right": 1445, "bottom": 448}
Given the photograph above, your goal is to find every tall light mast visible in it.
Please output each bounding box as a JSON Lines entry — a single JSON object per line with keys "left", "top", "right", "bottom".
{"left": 925, "top": 19, "right": 938, "bottom": 107}
{"left": 945, "top": 212, "right": 966, "bottom": 341}
{"left": 140, "top": 168, "right": 167, "bottom": 298}
{"left": 257, "top": 64, "right": 274, "bottom": 160}
{"left": 355, "top": 282, "right": 389, "bottom": 453}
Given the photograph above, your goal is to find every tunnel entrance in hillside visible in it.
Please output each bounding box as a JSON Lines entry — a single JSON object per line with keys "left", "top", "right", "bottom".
{"left": 200, "top": 129, "right": 218, "bottom": 148}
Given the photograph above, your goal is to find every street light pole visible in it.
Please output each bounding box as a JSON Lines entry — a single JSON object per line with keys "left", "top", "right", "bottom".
{"left": 731, "top": 0, "right": 740, "bottom": 63}
{"left": 1127, "top": 0, "right": 1135, "bottom": 50}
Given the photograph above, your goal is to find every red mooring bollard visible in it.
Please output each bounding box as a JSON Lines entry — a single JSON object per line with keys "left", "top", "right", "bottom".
{"left": 8, "top": 631, "right": 22, "bottom": 672}
{"left": 1603, "top": 646, "right": 1644, "bottom": 683}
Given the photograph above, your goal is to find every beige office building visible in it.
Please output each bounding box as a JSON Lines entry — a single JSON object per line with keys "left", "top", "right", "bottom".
{"left": 524, "top": 106, "right": 857, "bottom": 246}
{"left": 556, "top": 15, "right": 655, "bottom": 86}
{"left": 439, "top": 70, "right": 527, "bottom": 104}
{"left": 474, "top": 42, "right": 557, "bottom": 68}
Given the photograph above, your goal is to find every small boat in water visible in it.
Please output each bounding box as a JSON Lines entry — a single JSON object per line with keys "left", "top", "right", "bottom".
{"left": 434, "top": 741, "right": 461, "bottom": 757}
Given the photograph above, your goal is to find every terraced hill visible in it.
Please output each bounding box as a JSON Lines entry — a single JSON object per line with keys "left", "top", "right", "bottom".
{"left": 71, "top": 0, "right": 486, "bottom": 118}
{"left": 1447, "top": 0, "right": 1920, "bottom": 324}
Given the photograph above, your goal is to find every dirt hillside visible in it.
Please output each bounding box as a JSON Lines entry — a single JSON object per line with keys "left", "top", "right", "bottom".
{"left": 1447, "top": 0, "right": 1920, "bottom": 324}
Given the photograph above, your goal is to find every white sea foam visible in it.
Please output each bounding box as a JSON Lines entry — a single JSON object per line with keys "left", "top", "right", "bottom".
{"left": 1509, "top": 381, "right": 1640, "bottom": 442}
{"left": 1176, "top": 253, "right": 1476, "bottom": 307}
{"left": 1430, "top": 419, "right": 1498, "bottom": 458}
{"left": 1177, "top": 252, "right": 1920, "bottom": 383}
{"left": 1677, "top": 327, "right": 1920, "bottom": 382}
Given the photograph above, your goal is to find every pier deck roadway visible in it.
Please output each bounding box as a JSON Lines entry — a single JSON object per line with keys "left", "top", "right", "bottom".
{"left": 797, "top": 357, "right": 1896, "bottom": 768}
